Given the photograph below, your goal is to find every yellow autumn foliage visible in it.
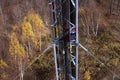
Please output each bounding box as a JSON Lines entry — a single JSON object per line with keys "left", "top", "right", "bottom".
{"left": 84, "top": 70, "right": 91, "bottom": 80}
{"left": 12, "top": 25, "right": 18, "bottom": 32}
{"left": 9, "top": 33, "right": 26, "bottom": 58}
{"left": 21, "top": 11, "right": 50, "bottom": 49}
{"left": 21, "top": 21, "right": 34, "bottom": 41}
{"left": 79, "top": 8, "right": 85, "bottom": 15}
{"left": 10, "top": 10, "right": 50, "bottom": 54}
{"left": 79, "top": 7, "right": 92, "bottom": 16}
{"left": 25, "top": 11, "right": 44, "bottom": 31}
{"left": 0, "top": 59, "right": 8, "bottom": 69}
{"left": 1, "top": 73, "right": 8, "bottom": 79}
{"left": 23, "top": 10, "right": 50, "bottom": 37}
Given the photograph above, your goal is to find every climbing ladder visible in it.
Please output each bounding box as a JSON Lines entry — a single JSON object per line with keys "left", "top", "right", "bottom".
{"left": 49, "top": 0, "right": 78, "bottom": 80}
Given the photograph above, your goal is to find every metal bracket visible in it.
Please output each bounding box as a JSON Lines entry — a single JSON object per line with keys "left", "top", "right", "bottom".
{"left": 71, "top": 55, "right": 76, "bottom": 66}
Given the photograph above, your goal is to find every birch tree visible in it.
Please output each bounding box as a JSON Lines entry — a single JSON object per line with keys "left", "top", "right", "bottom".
{"left": 21, "top": 21, "right": 34, "bottom": 58}
{"left": 24, "top": 11, "right": 50, "bottom": 51}
{"left": 9, "top": 32, "right": 26, "bottom": 80}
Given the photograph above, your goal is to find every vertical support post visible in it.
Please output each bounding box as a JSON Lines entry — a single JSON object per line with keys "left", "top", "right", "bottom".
{"left": 76, "top": 0, "right": 79, "bottom": 80}
{"left": 53, "top": 43, "right": 59, "bottom": 80}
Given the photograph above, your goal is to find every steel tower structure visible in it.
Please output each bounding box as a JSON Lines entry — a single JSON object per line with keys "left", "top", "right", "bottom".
{"left": 13, "top": 0, "right": 120, "bottom": 80}
{"left": 49, "top": 0, "right": 78, "bottom": 80}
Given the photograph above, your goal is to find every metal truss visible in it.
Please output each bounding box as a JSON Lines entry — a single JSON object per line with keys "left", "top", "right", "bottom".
{"left": 49, "top": 0, "right": 120, "bottom": 80}
{"left": 49, "top": 0, "right": 78, "bottom": 80}
{"left": 13, "top": 0, "right": 120, "bottom": 80}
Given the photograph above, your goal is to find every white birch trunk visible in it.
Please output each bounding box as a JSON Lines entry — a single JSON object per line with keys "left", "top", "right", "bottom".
{"left": 0, "top": 6, "right": 5, "bottom": 25}
{"left": 28, "top": 41, "right": 32, "bottom": 58}
{"left": 95, "top": 14, "right": 100, "bottom": 37}
{"left": 19, "top": 59, "right": 24, "bottom": 80}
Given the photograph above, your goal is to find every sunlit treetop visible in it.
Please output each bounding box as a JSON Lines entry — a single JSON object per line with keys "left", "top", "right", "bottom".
{"left": 24, "top": 10, "right": 44, "bottom": 32}
{"left": 23, "top": 10, "right": 50, "bottom": 36}
{"left": 21, "top": 21, "right": 34, "bottom": 42}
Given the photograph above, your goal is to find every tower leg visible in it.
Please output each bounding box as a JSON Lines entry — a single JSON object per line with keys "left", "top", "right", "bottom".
{"left": 53, "top": 43, "right": 59, "bottom": 80}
